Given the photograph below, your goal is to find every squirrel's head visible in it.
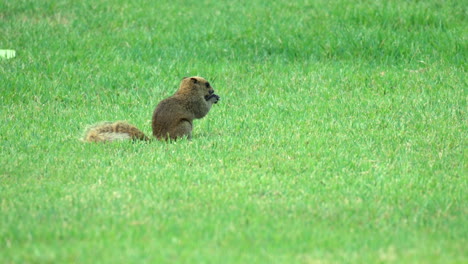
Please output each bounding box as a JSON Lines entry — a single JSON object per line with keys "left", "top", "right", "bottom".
{"left": 179, "top": 76, "right": 215, "bottom": 99}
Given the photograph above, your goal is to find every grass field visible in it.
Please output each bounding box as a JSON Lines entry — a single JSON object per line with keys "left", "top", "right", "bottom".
{"left": 1, "top": 0, "right": 466, "bottom": 263}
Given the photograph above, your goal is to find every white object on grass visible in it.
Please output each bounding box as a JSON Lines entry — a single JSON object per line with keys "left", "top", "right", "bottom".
{"left": 0, "top": 50, "right": 16, "bottom": 59}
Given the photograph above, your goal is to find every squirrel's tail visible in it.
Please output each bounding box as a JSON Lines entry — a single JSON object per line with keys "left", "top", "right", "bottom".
{"left": 82, "top": 121, "right": 149, "bottom": 142}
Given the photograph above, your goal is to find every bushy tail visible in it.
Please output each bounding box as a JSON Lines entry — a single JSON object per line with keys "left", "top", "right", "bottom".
{"left": 82, "top": 121, "right": 149, "bottom": 142}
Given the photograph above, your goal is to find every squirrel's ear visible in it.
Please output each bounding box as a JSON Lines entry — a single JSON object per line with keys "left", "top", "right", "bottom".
{"left": 190, "top": 77, "right": 198, "bottom": 84}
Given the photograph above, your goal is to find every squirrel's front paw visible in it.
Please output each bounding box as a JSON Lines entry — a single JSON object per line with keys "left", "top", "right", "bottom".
{"left": 206, "top": 94, "right": 220, "bottom": 104}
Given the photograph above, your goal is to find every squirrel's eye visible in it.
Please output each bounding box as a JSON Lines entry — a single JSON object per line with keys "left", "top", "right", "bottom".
{"left": 205, "top": 82, "right": 210, "bottom": 88}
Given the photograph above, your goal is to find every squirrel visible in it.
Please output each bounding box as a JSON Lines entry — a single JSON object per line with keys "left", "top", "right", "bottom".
{"left": 83, "top": 76, "right": 220, "bottom": 142}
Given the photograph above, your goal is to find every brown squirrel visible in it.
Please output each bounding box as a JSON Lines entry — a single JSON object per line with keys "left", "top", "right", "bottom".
{"left": 83, "top": 76, "right": 220, "bottom": 142}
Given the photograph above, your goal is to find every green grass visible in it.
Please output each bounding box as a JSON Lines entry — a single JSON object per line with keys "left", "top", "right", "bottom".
{"left": 1, "top": 0, "right": 466, "bottom": 263}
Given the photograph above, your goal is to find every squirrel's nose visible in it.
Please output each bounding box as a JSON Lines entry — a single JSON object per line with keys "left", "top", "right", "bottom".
{"left": 209, "top": 90, "right": 214, "bottom": 95}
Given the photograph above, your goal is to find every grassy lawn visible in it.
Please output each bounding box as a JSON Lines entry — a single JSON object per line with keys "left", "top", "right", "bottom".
{"left": 1, "top": 0, "right": 466, "bottom": 263}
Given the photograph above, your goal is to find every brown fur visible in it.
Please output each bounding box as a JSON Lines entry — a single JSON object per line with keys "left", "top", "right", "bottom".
{"left": 82, "top": 76, "right": 219, "bottom": 142}
{"left": 152, "top": 76, "right": 219, "bottom": 140}
{"left": 83, "top": 121, "right": 149, "bottom": 142}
